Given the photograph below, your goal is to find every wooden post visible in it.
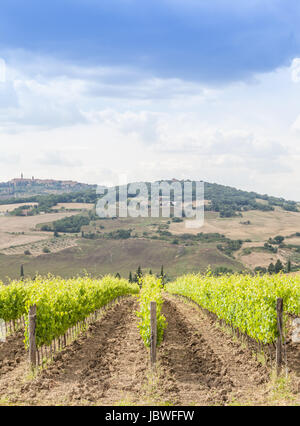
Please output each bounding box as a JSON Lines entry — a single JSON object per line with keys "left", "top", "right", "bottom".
{"left": 276, "top": 298, "right": 283, "bottom": 375}
{"left": 150, "top": 301, "right": 157, "bottom": 368}
{"left": 28, "top": 304, "right": 37, "bottom": 368}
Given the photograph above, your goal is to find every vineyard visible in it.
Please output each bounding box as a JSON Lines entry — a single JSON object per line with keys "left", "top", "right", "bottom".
{"left": 166, "top": 273, "right": 300, "bottom": 344}
{"left": 0, "top": 272, "right": 299, "bottom": 405}
{"left": 137, "top": 275, "right": 166, "bottom": 347}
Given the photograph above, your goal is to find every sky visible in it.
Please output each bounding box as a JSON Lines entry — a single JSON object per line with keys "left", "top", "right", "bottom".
{"left": 1, "top": 0, "right": 300, "bottom": 199}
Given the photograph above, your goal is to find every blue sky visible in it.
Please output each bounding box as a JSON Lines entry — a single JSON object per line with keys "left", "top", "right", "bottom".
{"left": 1, "top": 0, "right": 300, "bottom": 82}
{"left": 1, "top": 0, "right": 300, "bottom": 198}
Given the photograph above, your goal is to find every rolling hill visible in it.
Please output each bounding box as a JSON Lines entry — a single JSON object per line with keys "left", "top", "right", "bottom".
{"left": 0, "top": 178, "right": 299, "bottom": 281}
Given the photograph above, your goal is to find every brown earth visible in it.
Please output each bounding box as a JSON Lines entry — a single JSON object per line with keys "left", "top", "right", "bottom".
{"left": 170, "top": 208, "right": 300, "bottom": 242}
{"left": 156, "top": 296, "right": 270, "bottom": 405}
{"left": 0, "top": 212, "right": 79, "bottom": 251}
{"left": 236, "top": 248, "right": 290, "bottom": 269}
{"left": 0, "top": 203, "right": 38, "bottom": 213}
{"left": 0, "top": 297, "right": 298, "bottom": 406}
{"left": 0, "top": 330, "right": 26, "bottom": 377}
{"left": 0, "top": 297, "right": 150, "bottom": 406}
{"left": 51, "top": 203, "right": 94, "bottom": 211}
{"left": 1, "top": 237, "right": 78, "bottom": 257}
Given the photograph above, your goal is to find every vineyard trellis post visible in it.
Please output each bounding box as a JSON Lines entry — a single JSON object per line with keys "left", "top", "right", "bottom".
{"left": 29, "top": 304, "right": 37, "bottom": 369}
{"left": 276, "top": 298, "right": 283, "bottom": 375}
{"left": 150, "top": 301, "right": 157, "bottom": 367}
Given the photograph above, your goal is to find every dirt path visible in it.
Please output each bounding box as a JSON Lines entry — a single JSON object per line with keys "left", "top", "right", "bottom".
{"left": 0, "top": 330, "right": 25, "bottom": 378}
{"left": 0, "top": 297, "right": 149, "bottom": 406}
{"left": 0, "top": 295, "right": 298, "bottom": 406}
{"left": 156, "top": 295, "right": 271, "bottom": 405}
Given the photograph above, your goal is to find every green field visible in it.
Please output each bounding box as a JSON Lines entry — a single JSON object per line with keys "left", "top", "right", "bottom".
{"left": 0, "top": 237, "right": 244, "bottom": 282}
{"left": 1, "top": 179, "right": 300, "bottom": 281}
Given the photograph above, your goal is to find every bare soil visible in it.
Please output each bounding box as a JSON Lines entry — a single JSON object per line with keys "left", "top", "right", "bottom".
{"left": 1, "top": 237, "right": 78, "bottom": 257}
{"left": 0, "top": 203, "right": 38, "bottom": 213}
{"left": 0, "top": 212, "right": 79, "bottom": 252}
{"left": 0, "top": 298, "right": 149, "bottom": 406}
{"left": 236, "top": 248, "right": 289, "bottom": 269}
{"left": 51, "top": 203, "right": 94, "bottom": 211}
{"left": 170, "top": 208, "right": 300, "bottom": 242}
{"left": 0, "top": 296, "right": 298, "bottom": 406}
{"left": 0, "top": 330, "right": 26, "bottom": 377}
{"left": 156, "top": 296, "right": 270, "bottom": 405}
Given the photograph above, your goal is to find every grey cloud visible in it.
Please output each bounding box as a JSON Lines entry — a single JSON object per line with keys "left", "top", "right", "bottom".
{"left": 37, "top": 151, "right": 82, "bottom": 167}
{"left": 0, "top": 152, "right": 20, "bottom": 164}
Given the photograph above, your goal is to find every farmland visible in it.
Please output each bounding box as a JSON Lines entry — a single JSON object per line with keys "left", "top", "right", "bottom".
{"left": 0, "top": 234, "right": 244, "bottom": 282}
{"left": 0, "top": 212, "right": 81, "bottom": 260}
{"left": 0, "top": 179, "right": 300, "bottom": 280}
{"left": 0, "top": 273, "right": 299, "bottom": 406}
{"left": 170, "top": 208, "right": 300, "bottom": 242}
{"left": 0, "top": 203, "right": 38, "bottom": 213}
{"left": 2, "top": 205, "right": 300, "bottom": 280}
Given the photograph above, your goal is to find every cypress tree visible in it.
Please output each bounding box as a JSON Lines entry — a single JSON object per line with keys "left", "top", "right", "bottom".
{"left": 268, "top": 262, "right": 275, "bottom": 275}
{"left": 275, "top": 259, "right": 283, "bottom": 274}
{"left": 136, "top": 266, "right": 142, "bottom": 279}
{"left": 20, "top": 264, "right": 24, "bottom": 280}
{"left": 160, "top": 265, "right": 165, "bottom": 286}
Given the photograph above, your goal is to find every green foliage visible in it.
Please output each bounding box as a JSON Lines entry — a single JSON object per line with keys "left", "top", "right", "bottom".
{"left": 264, "top": 243, "right": 278, "bottom": 253}
{"left": 136, "top": 266, "right": 143, "bottom": 281}
{"left": 172, "top": 217, "right": 183, "bottom": 223}
{"left": 268, "top": 235, "right": 285, "bottom": 245}
{"left": 136, "top": 275, "right": 167, "bottom": 348}
{"left": 25, "top": 275, "right": 139, "bottom": 347}
{"left": 0, "top": 280, "right": 29, "bottom": 321}
{"left": 10, "top": 205, "right": 35, "bottom": 216}
{"left": 254, "top": 266, "right": 267, "bottom": 274}
{"left": 1, "top": 180, "right": 298, "bottom": 220}
{"left": 275, "top": 259, "right": 284, "bottom": 273}
{"left": 268, "top": 263, "right": 275, "bottom": 274}
{"left": 282, "top": 203, "right": 298, "bottom": 212}
{"left": 105, "top": 229, "right": 132, "bottom": 239}
{"left": 166, "top": 273, "right": 300, "bottom": 344}
{"left": 52, "top": 214, "right": 90, "bottom": 233}
{"left": 20, "top": 265, "right": 24, "bottom": 279}
{"left": 213, "top": 266, "right": 234, "bottom": 276}
{"left": 0, "top": 276, "right": 139, "bottom": 348}
{"left": 217, "top": 239, "right": 243, "bottom": 257}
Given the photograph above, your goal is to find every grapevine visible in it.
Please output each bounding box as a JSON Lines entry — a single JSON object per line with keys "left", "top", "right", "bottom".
{"left": 166, "top": 272, "right": 300, "bottom": 344}
{"left": 136, "top": 275, "right": 167, "bottom": 347}
{"left": 0, "top": 275, "right": 139, "bottom": 348}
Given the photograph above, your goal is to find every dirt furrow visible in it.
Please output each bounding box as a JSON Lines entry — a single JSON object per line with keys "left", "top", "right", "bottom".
{"left": 0, "top": 297, "right": 149, "bottom": 406}
{"left": 157, "top": 295, "right": 270, "bottom": 405}
{"left": 0, "top": 330, "right": 26, "bottom": 377}
{"left": 0, "top": 295, "right": 297, "bottom": 406}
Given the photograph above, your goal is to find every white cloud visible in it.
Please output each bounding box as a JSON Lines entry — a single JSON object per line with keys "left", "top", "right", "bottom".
{"left": 291, "top": 58, "right": 300, "bottom": 83}
{"left": 0, "top": 50, "right": 300, "bottom": 199}
{"left": 37, "top": 151, "right": 82, "bottom": 167}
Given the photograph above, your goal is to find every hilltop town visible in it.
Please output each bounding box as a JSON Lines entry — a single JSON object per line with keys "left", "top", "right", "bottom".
{"left": 0, "top": 174, "right": 93, "bottom": 199}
